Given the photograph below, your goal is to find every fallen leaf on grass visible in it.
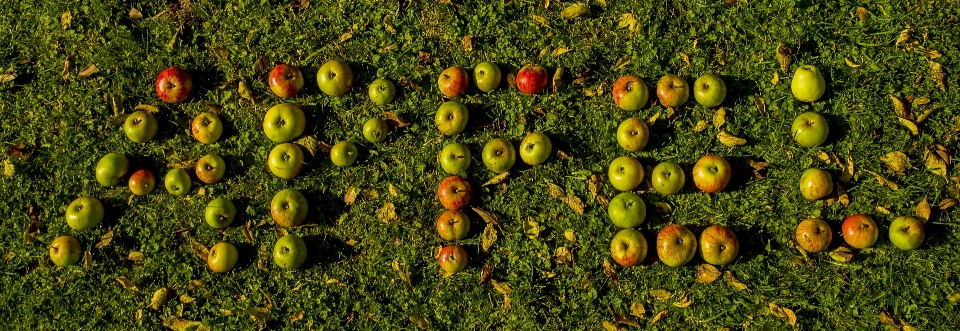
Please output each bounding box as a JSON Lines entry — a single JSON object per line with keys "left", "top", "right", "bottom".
{"left": 95, "top": 230, "right": 114, "bottom": 249}
{"left": 931, "top": 61, "right": 947, "bottom": 92}
{"left": 601, "top": 321, "right": 621, "bottom": 331}
{"left": 134, "top": 104, "right": 160, "bottom": 113}
{"left": 189, "top": 240, "right": 209, "bottom": 263}
{"left": 84, "top": 250, "right": 92, "bottom": 266}
{"left": 523, "top": 217, "right": 540, "bottom": 239}
{"left": 552, "top": 67, "right": 563, "bottom": 94}
{"left": 925, "top": 146, "right": 950, "bottom": 178}
{"left": 602, "top": 259, "right": 619, "bottom": 284}
{"left": 588, "top": 173, "right": 602, "bottom": 200}
{"left": 649, "top": 289, "right": 671, "bottom": 301}
{"left": 179, "top": 293, "right": 195, "bottom": 304}
{"left": 461, "top": 35, "right": 473, "bottom": 51}
{"left": 890, "top": 95, "right": 914, "bottom": 120}
{"left": 856, "top": 6, "right": 868, "bottom": 23}
{"left": 713, "top": 108, "right": 726, "bottom": 129}
{"left": 829, "top": 246, "right": 854, "bottom": 262}
{"left": 482, "top": 223, "right": 498, "bottom": 252}
{"left": 769, "top": 302, "right": 797, "bottom": 327}
{"left": 915, "top": 198, "right": 931, "bottom": 223}
{"left": 654, "top": 202, "right": 672, "bottom": 214}
{"left": 554, "top": 247, "right": 573, "bottom": 265}
{"left": 376, "top": 202, "right": 397, "bottom": 223}
{"left": 409, "top": 313, "right": 429, "bottom": 329}
{"left": 694, "top": 120, "right": 708, "bottom": 132}
{"left": 565, "top": 230, "right": 577, "bottom": 243}
{"left": 618, "top": 13, "right": 638, "bottom": 33}
{"left": 696, "top": 264, "right": 721, "bottom": 283}
{"left": 384, "top": 111, "right": 411, "bottom": 127}
{"left": 392, "top": 260, "right": 412, "bottom": 287}
{"left": 947, "top": 293, "right": 960, "bottom": 303}
{"left": 343, "top": 186, "right": 357, "bottom": 205}
{"left": 162, "top": 316, "right": 204, "bottom": 331}
{"left": 149, "top": 288, "right": 171, "bottom": 310}
{"left": 939, "top": 198, "right": 956, "bottom": 210}
{"left": 562, "top": 196, "right": 585, "bottom": 214}
{"left": 864, "top": 169, "right": 899, "bottom": 191}
{"left": 835, "top": 183, "right": 850, "bottom": 207}
{"left": 472, "top": 207, "right": 500, "bottom": 225}
{"left": 116, "top": 276, "right": 139, "bottom": 292}
{"left": 246, "top": 307, "right": 272, "bottom": 324}
{"left": 609, "top": 308, "right": 638, "bottom": 327}
{"left": 561, "top": 3, "right": 590, "bottom": 19}
{"left": 187, "top": 279, "right": 204, "bottom": 291}
{"left": 646, "top": 112, "right": 659, "bottom": 127}
{"left": 717, "top": 131, "right": 746, "bottom": 147}
{"left": 898, "top": 118, "right": 919, "bottom": 135}
{"left": 724, "top": 271, "right": 748, "bottom": 291}
{"left": 531, "top": 14, "right": 550, "bottom": 28}
{"left": 880, "top": 151, "right": 909, "bottom": 176}
{"left": 483, "top": 172, "right": 510, "bottom": 186}
{"left": 23, "top": 220, "right": 38, "bottom": 244}
{"left": 630, "top": 302, "right": 646, "bottom": 319}
{"left": 480, "top": 260, "right": 492, "bottom": 284}
{"left": 650, "top": 311, "right": 668, "bottom": 324}
{"left": 776, "top": 44, "right": 792, "bottom": 73}
{"left": 78, "top": 65, "right": 99, "bottom": 78}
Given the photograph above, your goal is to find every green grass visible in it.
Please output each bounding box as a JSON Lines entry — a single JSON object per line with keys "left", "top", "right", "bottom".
{"left": 2, "top": 0, "right": 959, "bottom": 329}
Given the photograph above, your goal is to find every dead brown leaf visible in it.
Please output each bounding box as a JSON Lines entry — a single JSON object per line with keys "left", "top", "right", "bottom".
{"left": 724, "top": 271, "right": 748, "bottom": 291}
{"left": 717, "top": 131, "right": 747, "bottom": 147}
{"left": 384, "top": 111, "right": 411, "bottom": 127}
{"left": 149, "top": 287, "right": 172, "bottom": 310}
{"left": 95, "top": 230, "right": 114, "bottom": 249}
{"left": 116, "top": 276, "right": 140, "bottom": 292}
{"left": 829, "top": 246, "right": 855, "bottom": 262}
{"left": 931, "top": 61, "right": 947, "bottom": 92}
{"left": 776, "top": 44, "right": 792, "bottom": 73}
{"left": 472, "top": 207, "right": 500, "bottom": 226}
{"left": 916, "top": 198, "right": 931, "bottom": 223}
{"left": 602, "top": 259, "right": 619, "bottom": 285}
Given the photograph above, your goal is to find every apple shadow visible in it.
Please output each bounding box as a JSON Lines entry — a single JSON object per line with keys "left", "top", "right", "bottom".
{"left": 306, "top": 190, "right": 348, "bottom": 227}
{"left": 818, "top": 112, "right": 852, "bottom": 148}
{"left": 723, "top": 75, "right": 759, "bottom": 108}
{"left": 467, "top": 103, "right": 496, "bottom": 133}
{"left": 302, "top": 233, "right": 357, "bottom": 268}
{"left": 230, "top": 242, "right": 258, "bottom": 271}
{"left": 189, "top": 66, "right": 227, "bottom": 99}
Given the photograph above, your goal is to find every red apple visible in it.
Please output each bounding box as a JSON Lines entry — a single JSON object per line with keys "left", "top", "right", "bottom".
{"left": 155, "top": 67, "right": 192, "bottom": 104}
{"left": 268, "top": 63, "right": 305, "bottom": 98}
{"left": 438, "top": 245, "right": 468, "bottom": 274}
{"left": 699, "top": 225, "right": 739, "bottom": 266}
{"left": 610, "top": 228, "right": 648, "bottom": 267}
{"left": 795, "top": 218, "right": 832, "bottom": 253}
{"left": 128, "top": 169, "right": 156, "bottom": 196}
{"left": 437, "top": 210, "right": 471, "bottom": 241}
{"left": 656, "top": 224, "right": 697, "bottom": 267}
{"left": 841, "top": 214, "right": 879, "bottom": 249}
{"left": 612, "top": 75, "right": 649, "bottom": 111}
{"left": 693, "top": 154, "right": 732, "bottom": 193}
{"left": 438, "top": 66, "right": 469, "bottom": 98}
{"left": 438, "top": 176, "right": 472, "bottom": 210}
{"left": 516, "top": 64, "right": 548, "bottom": 94}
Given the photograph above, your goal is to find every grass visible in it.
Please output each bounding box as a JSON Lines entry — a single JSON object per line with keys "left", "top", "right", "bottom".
{"left": 1, "top": 0, "right": 959, "bottom": 329}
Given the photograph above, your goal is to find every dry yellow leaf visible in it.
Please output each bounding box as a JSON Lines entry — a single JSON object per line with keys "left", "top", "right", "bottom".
{"left": 876, "top": 206, "right": 892, "bottom": 214}
{"left": 561, "top": 3, "right": 591, "bottom": 19}
{"left": 925, "top": 147, "right": 949, "bottom": 178}
{"left": 129, "top": 7, "right": 143, "bottom": 19}
{"left": 482, "top": 223, "right": 498, "bottom": 252}
{"left": 694, "top": 120, "right": 708, "bottom": 132}
{"left": 588, "top": 173, "right": 602, "bottom": 199}
{"left": 771, "top": 72, "right": 779, "bottom": 85}
{"left": 880, "top": 151, "right": 909, "bottom": 176}
{"left": 696, "top": 264, "right": 721, "bottom": 283}
{"left": 618, "top": 13, "right": 638, "bottom": 33}
{"left": 916, "top": 198, "right": 931, "bottom": 223}
{"left": 562, "top": 195, "right": 585, "bottom": 214}
{"left": 116, "top": 276, "right": 140, "bottom": 292}
{"left": 564, "top": 229, "right": 577, "bottom": 243}
{"left": 836, "top": 183, "right": 850, "bottom": 207}
{"left": 889, "top": 95, "right": 913, "bottom": 120}
{"left": 649, "top": 289, "right": 672, "bottom": 301}
{"left": 84, "top": 250, "right": 92, "bottom": 267}
{"left": 483, "top": 172, "right": 510, "bottom": 187}
{"left": 630, "top": 302, "right": 646, "bottom": 319}
{"left": 813, "top": 151, "right": 831, "bottom": 164}
{"left": 376, "top": 202, "right": 397, "bottom": 222}
{"left": 844, "top": 57, "right": 860, "bottom": 68}
{"left": 856, "top": 6, "right": 868, "bottom": 23}
{"left": 947, "top": 292, "right": 960, "bottom": 303}
{"left": 552, "top": 67, "right": 563, "bottom": 94}
{"left": 769, "top": 302, "right": 797, "bottom": 327}
{"left": 864, "top": 169, "right": 899, "bottom": 190}
{"left": 189, "top": 240, "right": 209, "bottom": 262}
{"left": 555, "top": 247, "right": 573, "bottom": 265}
{"left": 179, "top": 293, "right": 195, "bottom": 304}
{"left": 841, "top": 153, "right": 855, "bottom": 182}
{"left": 829, "top": 246, "right": 854, "bottom": 262}
{"left": 602, "top": 321, "right": 621, "bottom": 331}
{"left": 338, "top": 31, "right": 353, "bottom": 43}
{"left": 646, "top": 112, "right": 660, "bottom": 127}
{"left": 724, "top": 271, "right": 748, "bottom": 291}
{"left": 679, "top": 52, "right": 691, "bottom": 68}
{"left": 134, "top": 104, "right": 160, "bottom": 113}
{"left": 939, "top": 198, "right": 956, "bottom": 210}
{"left": 472, "top": 207, "right": 500, "bottom": 225}
{"left": 95, "top": 230, "right": 114, "bottom": 249}
{"left": 343, "top": 186, "right": 357, "bottom": 205}
{"left": 78, "top": 65, "right": 99, "bottom": 78}
{"left": 602, "top": 259, "right": 618, "bottom": 284}
{"left": 654, "top": 202, "right": 672, "bottom": 214}
{"left": 931, "top": 61, "right": 947, "bottom": 92}
{"left": 461, "top": 35, "right": 473, "bottom": 51}
{"left": 546, "top": 182, "right": 565, "bottom": 199}
{"left": 776, "top": 44, "right": 792, "bottom": 73}
{"left": 162, "top": 316, "right": 203, "bottom": 331}
{"left": 523, "top": 217, "right": 540, "bottom": 239}
{"left": 899, "top": 118, "right": 919, "bottom": 135}
{"left": 718, "top": 131, "right": 746, "bottom": 147}
{"left": 551, "top": 47, "right": 572, "bottom": 57}
{"left": 149, "top": 287, "right": 171, "bottom": 310}
{"left": 748, "top": 159, "right": 771, "bottom": 170}
{"left": 531, "top": 14, "right": 550, "bottom": 27}
{"left": 713, "top": 108, "right": 726, "bottom": 129}
{"left": 650, "top": 310, "right": 668, "bottom": 324}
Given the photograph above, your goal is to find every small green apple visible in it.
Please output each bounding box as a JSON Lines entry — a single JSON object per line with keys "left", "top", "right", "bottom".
{"left": 791, "top": 111, "right": 829, "bottom": 147}
{"left": 435, "top": 101, "right": 469, "bottom": 136}
{"left": 65, "top": 196, "right": 104, "bottom": 231}
{"left": 164, "top": 168, "right": 192, "bottom": 196}
{"left": 608, "top": 156, "right": 644, "bottom": 191}
{"left": 196, "top": 154, "right": 226, "bottom": 184}
{"left": 693, "top": 73, "right": 727, "bottom": 107}
{"left": 191, "top": 112, "right": 224, "bottom": 144}
{"left": 612, "top": 75, "right": 649, "bottom": 111}
{"left": 474, "top": 62, "right": 502, "bottom": 93}
{"left": 791, "top": 65, "right": 826, "bottom": 102}
{"left": 271, "top": 188, "right": 308, "bottom": 227}
{"left": 438, "top": 143, "right": 471, "bottom": 175}
{"left": 481, "top": 138, "right": 516, "bottom": 173}
{"left": 616, "top": 118, "right": 650, "bottom": 152}
{"left": 205, "top": 198, "right": 236, "bottom": 229}
{"left": 273, "top": 233, "right": 308, "bottom": 270}
{"left": 49, "top": 235, "right": 82, "bottom": 267}
{"left": 368, "top": 78, "right": 396, "bottom": 106}
{"left": 330, "top": 141, "right": 359, "bottom": 167}
{"left": 437, "top": 210, "right": 471, "bottom": 241}
{"left": 123, "top": 110, "right": 158, "bottom": 143}
{"left": 208, "top": 242, "right": 239, "bottom": 273}
{"left": 95, "top": 153, "right": 129, "bottom": 187}
{"left": 268, "top": 143, "right": 304, "bottom": 179}
{"left": 519, "top": 133, "right": 552, "bottom": 166}
{"left": 128, "top": 169, "right": 156, "bottom": 196}
{"left": 263, "top": 103, "right": 307, "bottom": 143}
{"left": 799, "top": 168, "right": 833, "bottom": 200}
{"left": 608, "top": 192, "right": 646, "bottom": 228}
{"left": 317, "top": 60, "right": 354, "bottom": 97}
{"left": 362, "top": 118, "right": 388, "bottom": 143}
{"left": 889, "top": 216, "right": 924, "bottom": 250}
{"left": 651, "top": 162, "right": 685, "bottom": 195}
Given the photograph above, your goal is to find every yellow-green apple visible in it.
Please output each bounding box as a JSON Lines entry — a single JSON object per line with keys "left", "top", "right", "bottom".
{"left": 273, "top": 233, "right": 308, "bottom": 270}
{"left": 191, "top": 112, "right": 224, "bottom": 144}
{"left": 268, "top": 63, "right": 304, "bottom": 98}
{"left": 263, "top": 103, "right": 306, "bottom": 143}
{"left": 842, "top": 214, "right": 879, "bottom": 249}
{"left": 95, "top": 152, "right": 129, "bottom": 187}
{"left": 155, "top": 66, "right": 192, "bottom": 104}
{"left": 268, "top": 143, "right": 304, "bottom": 179}
{"left": 616, "top": 117, "right": 650, "bottom": 152}
{"left": 123, "top": 110, "right": 158, "bottom": 143}
{"left": 271, "top": 188, "right": 308, "bottom": 227}
{"left": 164, "top": 168, "right": 192, "bottom": 196}
{"left": 438, "top": 66, "right": 469, "bottom": 98}
{"left": 692, "top": 154, "right": 731, "bottom": 193}
{"left": 49, "top": 235, "right": 82, "bottom": 267}
{"left": 791, "top": 111, "right": 829, "bottom": 147}
{"left": 330, "top": 141, "right": 358, "bottom": 167}
{"left": 207, "top": 242, "right": 238, "bottom": 273}
{"left": 196, "top": 154, "right": 226, "bottom": 184}
{"left": 651, "top": 162, "right": 685, "bottom": 195}
{"left": 608, "top": 192, "right": 646, "bottom": 228}
{"left": 128, "top": 169, "right": 156, "bottom": 196}
{"left": 368, "top": 78, "right": 396, "bottom": 105}
{"left": 612, "top": 75, "right": 649, "bottom": 111}
{"left": 438, "top": 142, "right": 471, "bottom": 175}
{"left": 316, "top": 60, "right": 353, "bottom": 97}
{"left": 656, "top": 224, "right": 697, "bottom": 267}
{"left": 205, "top": 198, "right": 236, "bottom": 229}
{"left": 656, "top": 74, "right": 689, "bottom": 108}
{"left": 516, "top": 64, "right": 548, "bottom": 94}
{"left": 65, "top": 196, "right": 104, "bottom": 231}
{"left": 693, "top": 73, "right": 727, "bottom": 107}
{"left": 699, "top": 225, "right": 739, "bottom": 265}
{"left": 438, "top": 245, "right": 468, "bottom": 275}
{"left": 519, "top": 132, "right": 552, "bottom": 166}
{"left": 791, "top": 65, "right": 826, "bottom": 102}
{"left": 795, "top": 218, "right": 832, "bottom": 253}
{"left": 438, "top": 175, "right": 472, "bottom": 210}
{"left": 482, "top": 138, "right": 516, "bottom": 173}
{"left": 608, "top": 156, "right": 644, "bottom": 191}
{"left": 363, "top": 118, "right": 388, "bottom": 143}
{"left": 610, "top": 228, "right": 648, "bottom": 267}
{"left": 889, "top": 216, "right": 924, "bottom": 250}
{"left": 474, "top": 61, "right": 502, "bottom": 93}
{"left": 437, "top": 210, "right": 471, "bottom": 241}
{"left": 434, "top": 101, "right": 469, "bottom": 136}
{"left": 799, "top": 168, "right": 833, "bottom": 200}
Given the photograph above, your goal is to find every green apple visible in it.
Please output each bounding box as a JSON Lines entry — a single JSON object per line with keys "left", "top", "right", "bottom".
{"left": 362, "top": 118, "right": 388, "bottom": 143}
{"left": 693, "top": 73, "right": 727, "bottom": 107}
{"left": 656, "top": 224, "right": 697, "bottom": 267}
{"left": 437, "top": 210, "right": 471, "bottom": 241}
{"left": 610, "top": 228, "right": 648, "bottom": 267}
{"left": 791, "top": 65, "right": 826, "bottom": 102}
{"left": 608, "top": 156, "right": 644, "bottom": 191}
{"left": 65, "top": 196, "right": 104, "bottom": 231}
{"left": 123, "top": 110, "right": 158, "bottom": 143}
{"left": 191, "top": 112, "right": 224, "bottom": 144}
{"left": 438, "top": 142, "right": 471, "bottom": 175}
{"left": 330, "top": 141, "right": 358, "bottom": 167}
{"left": 481, "top": 138, "right": 516, "bottom": 174}
{"left": 616, "top": 118, "right": 650, "bottom": 152}
{"left": 612, "top": 75, "right": 649, "bottom": 111}
{"left": 95, "top": 153, "right": 129, "bottom": 187}
{"left": 799, "top": 168, "right": 833, "bottom": 200}
{"left": 650, "top": 162, "right": 685, "bottom": 195}
{"left": 608, "top": 192, "right": 646, "bottom": 228}
{"left": 205, "top": 198, "right": 236, "bottom": 229}
{"left": 474, "top": 62, "right": 502, "bottom": 93}
{"left": 435, "top": 101, "right": 469, "bottom": 136}
{"left": 273, "top": 234, "right": 308, "bottom": 270}
{"left": 196, "top": 154, "right": 226, "bottom": 184}
{"left": 791, "top": 111, "right": 829, "bottom": 147}
{"left": 271, "top": 188, "right": 308, "bottom": 227}
{"left": 49, "top": 235, "right": 82, "bottom": 267}
{"left": 207, "top": 242, "right": 238, "bottom": 273}
{"left": 889, "top": 216, "right": 924, "bottom": 250}
{"left": 518, "top": 133, "right": 552, "bottom": 166}
{"left": 263, "top": 103, "right": 307, "bottom": 143}
{"left": 368, "top": 78, "right": 396, "bottom": 106}
{"left": 128, "top": 169, "right": 156, "bottom": 196}
{"left": 656, "top": 74, "right": 689, "bottom": 108}
{"left": 316, "top": 60, "right": 354, "bottom": 97}
{"left": 268, "top": 143, "right": 304, "bottom": 179}
{"left": 164, "top": 168, "right": 192, "bottom": 196}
